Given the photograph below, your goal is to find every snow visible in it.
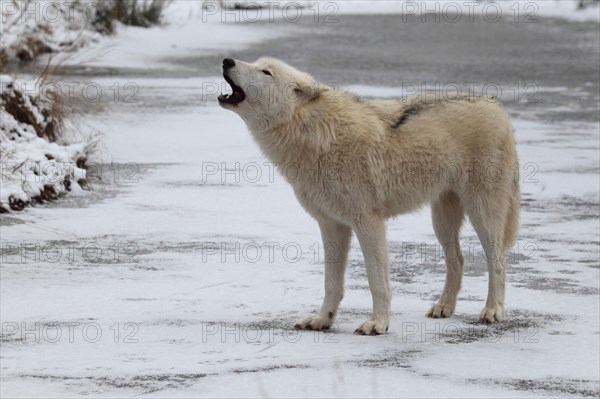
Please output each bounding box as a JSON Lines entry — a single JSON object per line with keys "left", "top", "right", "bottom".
{"left": 215, "top": 0, "right": 600, "bottom": 21}
{"left": 0, "top": 75, "right": 90, "bottom": 212}
{"left": 530, "top": 0, "right": 600, "bottom": 21}
{"left": 0, "top": 0, "right": 102, "bottom": 61}
{"left": 59, "top": 0, "right": 600, "bottom": 69}
{"left": 59, "top": 2, "right": 288, "bottom": 69}
{"left": 1, "top": 1, "right": 599, "bottom": 397}
{"left": 63, "top": 19, "right": 281, "bottom": 70}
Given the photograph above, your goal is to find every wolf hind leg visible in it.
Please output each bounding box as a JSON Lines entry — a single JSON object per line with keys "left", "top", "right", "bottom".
{"left": 427, "top": 192, "right": 465, "bottom": 318}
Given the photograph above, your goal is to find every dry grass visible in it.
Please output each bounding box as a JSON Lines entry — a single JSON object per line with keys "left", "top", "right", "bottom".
{"left": 0, "top": 78, "right": 95, "bottom": 212}
{"left": 0, "top": 1, "right": 54, "bottom": 66}
{"left": 93, "top": 0, "right": 173, "bottom": 34}
{"left": 0, "top": 0, "right": 173, "bottom": 67}
{"left": 0, "top": 48, "right": 7, "bottom": 72}
{"left": 0, "top": 82, "right": 62, "bottom": 142}
{"left": 578, "top": 0, "right": 600, "bottom": 9}
{"left": 14, "top": 34, "right": 52, "bottom": 62}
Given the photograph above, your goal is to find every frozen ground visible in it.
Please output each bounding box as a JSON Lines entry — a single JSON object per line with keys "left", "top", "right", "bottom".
{"left": 1, "top": 2, "right": 599, "bottom": 397}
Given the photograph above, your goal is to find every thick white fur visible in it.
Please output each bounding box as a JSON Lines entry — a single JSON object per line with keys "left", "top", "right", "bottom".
{"left": 220, "top": 58, "right": 520, "bottom": 335}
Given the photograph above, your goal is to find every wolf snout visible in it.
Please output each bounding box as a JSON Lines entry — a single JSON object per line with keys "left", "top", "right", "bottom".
{"left": 223, "top": 58, "right": 235, "bottom": 70}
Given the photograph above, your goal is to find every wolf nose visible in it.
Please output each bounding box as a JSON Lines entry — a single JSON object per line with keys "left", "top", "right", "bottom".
{"left": 223, "top": 58, "right": 235, "bottom": 70}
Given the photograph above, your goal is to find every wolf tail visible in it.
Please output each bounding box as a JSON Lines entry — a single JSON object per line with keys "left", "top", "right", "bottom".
{"left": 503, "top": 127, "right": 520, "bottom": 251}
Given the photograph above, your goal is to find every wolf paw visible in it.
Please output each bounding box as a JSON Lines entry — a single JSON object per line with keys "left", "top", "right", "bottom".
{"left": 294, "top": 315, "right": 332, "bottom": 331}
{"left": 479, "top": 305, "right": 504, "bottom": 323}
{"left": 426, "top": 303, "right": 455, "bottom": 318}
{"left": 354, "top": 319, "right": 388, "bottom": 335}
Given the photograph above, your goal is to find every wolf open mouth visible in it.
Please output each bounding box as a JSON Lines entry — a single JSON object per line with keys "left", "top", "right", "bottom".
{"left": 218, "top": 72, "right": 246, "bottom": 105}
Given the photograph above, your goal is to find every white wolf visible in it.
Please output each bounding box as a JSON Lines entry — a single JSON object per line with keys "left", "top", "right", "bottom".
{"left": 218, "top": 57, "right": 520, "bottom": 335}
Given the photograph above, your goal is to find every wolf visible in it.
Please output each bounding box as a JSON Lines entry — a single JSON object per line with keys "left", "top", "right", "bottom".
{"left": 218, "top": 57, "right": 520, "bottom": 335}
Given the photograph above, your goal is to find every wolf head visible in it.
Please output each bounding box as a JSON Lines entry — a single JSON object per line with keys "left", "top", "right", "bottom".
{"left": 218, "top": 57, "right": 327, "bottom": 130}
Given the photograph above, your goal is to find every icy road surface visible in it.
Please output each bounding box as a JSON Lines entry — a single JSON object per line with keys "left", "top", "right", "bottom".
{"left": 1, "top": 3, "right": 599, "bottom": 397}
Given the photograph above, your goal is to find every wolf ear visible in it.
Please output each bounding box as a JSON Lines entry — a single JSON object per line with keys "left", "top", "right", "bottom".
{"left": 294, "top": 83, "right": 328, "bottom": 101}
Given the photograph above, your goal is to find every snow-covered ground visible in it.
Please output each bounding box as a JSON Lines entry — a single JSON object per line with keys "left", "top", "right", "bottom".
{"left": 0, "top": 76, "right": 91, "bottom": 212}
{"left": 60, "top": 0, "right": 600, "bottom": 70}
{"left": 1, "top": 1, "right": 599, "bottom": 397}
{"left": 0, "top": 0, "right": 103, "bottom": 61}
{"left": 212, "top": 0, "right": 600, "bottom": 21}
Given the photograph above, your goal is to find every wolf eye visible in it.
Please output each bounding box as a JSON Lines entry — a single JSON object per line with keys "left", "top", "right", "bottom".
{"left": 262, "top": 70, "right": 272, "bottom": 76}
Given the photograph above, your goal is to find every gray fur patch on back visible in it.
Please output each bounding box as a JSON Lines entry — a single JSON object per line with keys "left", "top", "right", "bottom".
{"left": 392, "top": 104, "right": 425, "bottom": 129}
{"left": 391, "top": 94, "right": 488, "bottom": 129}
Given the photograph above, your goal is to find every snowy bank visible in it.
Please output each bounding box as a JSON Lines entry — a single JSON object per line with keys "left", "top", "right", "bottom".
{"left": 0, "top": 75, "right": 90, "bottom": 212}
{"left": 0, "top": 0, "right": 174, "bottom": 66}
{"left": 0, "top": 0, "right": 102, "bottom": 65}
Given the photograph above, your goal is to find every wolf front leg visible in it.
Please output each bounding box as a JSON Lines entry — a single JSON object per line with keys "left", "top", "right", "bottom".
{"left": 353, "top": 217, "right": 392, "bottom": 335}
{"left": 294, "top": 219, "right": 352, "bottom": 331}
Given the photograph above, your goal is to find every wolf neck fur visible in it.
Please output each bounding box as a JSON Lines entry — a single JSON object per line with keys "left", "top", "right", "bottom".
{"left": 247, "top": 96, "right": 337, "bottom": 166}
